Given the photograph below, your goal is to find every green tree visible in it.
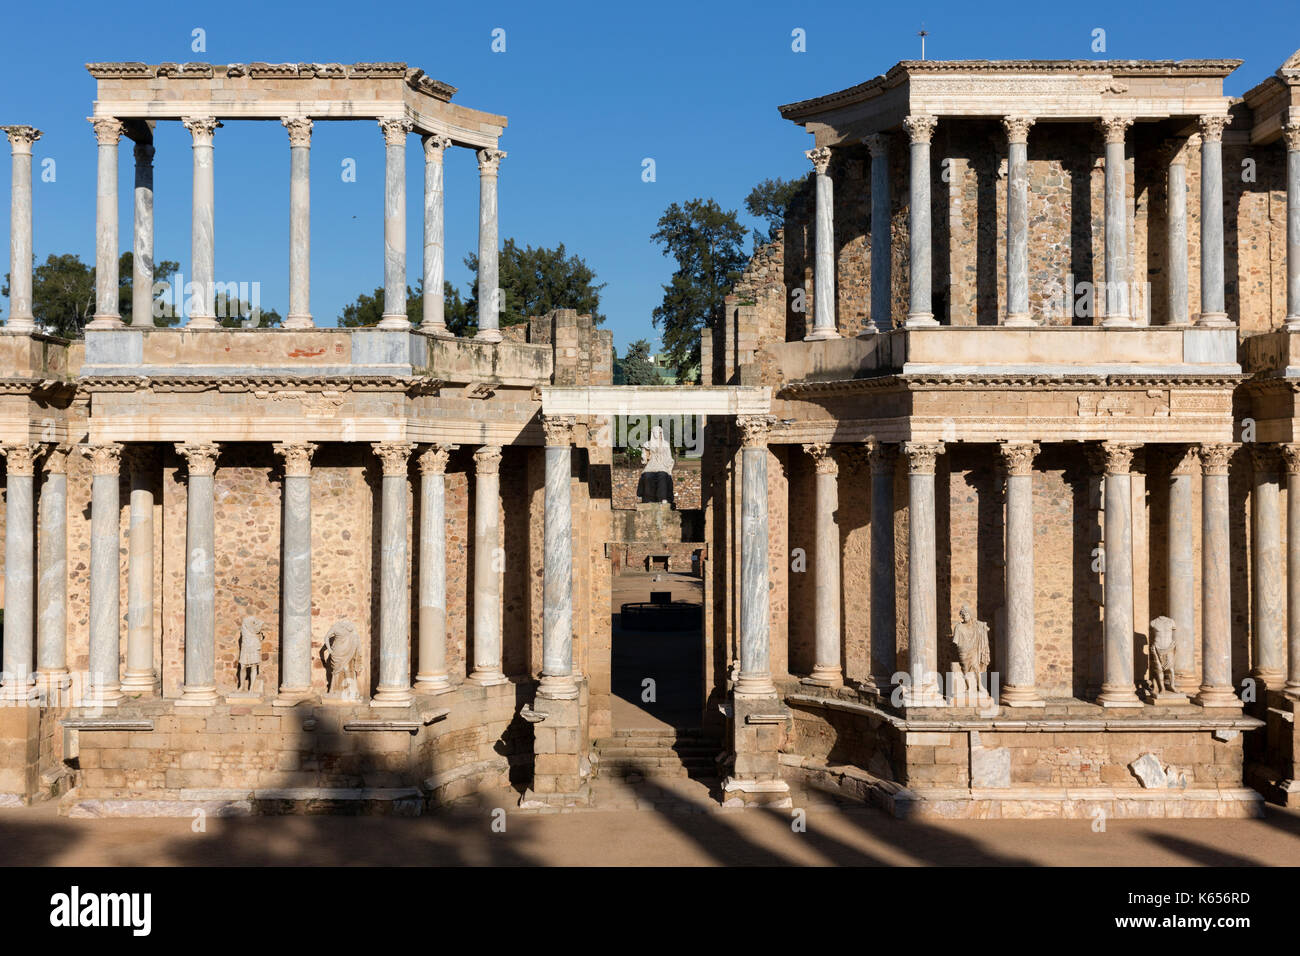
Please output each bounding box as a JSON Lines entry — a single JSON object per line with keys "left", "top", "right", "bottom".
{"left": 745, "top": 176, "right": 803, "bottom": 247}
{"left": 119, "top": 252, "right": 182, "bottom": 327}
{"left": 463, "top": 239, "right": 606, "bottom": 332}
{"left": 618, "top": 339, "right": 661, "bottom": 386}
{"left": 650, "top": 198, "right": 748, "bottom": 378}
{"left": 213, "top": 290, "right": 283, "bottom": 329}
{"left": 339, "top": 279, "right": 470, "bottom": 331}
{"left": 2, "top": 251, "right": 183, "bottom": 337}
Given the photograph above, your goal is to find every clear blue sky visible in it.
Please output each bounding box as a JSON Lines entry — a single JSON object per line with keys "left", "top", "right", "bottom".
{"left": 1, "top": 0, "right": 1297, "bottom": 352}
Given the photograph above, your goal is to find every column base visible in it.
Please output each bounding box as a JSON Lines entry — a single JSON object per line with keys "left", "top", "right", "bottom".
{"left": 1284, "top": 683, "right": 1300, "bottom": 699}
{"left": 0, "top": 682, "right": 39, "bottom": 703}
{"left": 1100, "top": 315, "right": 1133, "bottom": 328}
{"left": 1196, "top": 312, "right": 1232, "bottom": 328}
{"left": 720, "top": 777, "right": 792, "bottom": 809}
{"left": 857, "top": 674, "right": 893, "bottom": 697}
{"left": 1144, "top": 689, "right": 1189, "bottom": 705}
{"left": 1252, "top": 668, "right": 1286, "bottom": 692}
{"left": 272, "top": 687, "right": 314, "bottom": 708}
{"left": 800, "top": 666, "right": 842, "bottom": 688}
{"left": 1003, "top": 313, "right": 1037, "bottom": 328}
{"left": 412, "top": 674, "right": 453, "bottom": 694}
{"left": 376, "top": 314, "right": 410, "bottom": 330}
{"left": 34, "top": 670, "right": 72, "bottom": 692}
{"left": 419, "top": 322, "right": 455, "bottom": 339}
{"left": 999, "top": 685, "right": 1045, "bottom": 707}
{"left": 185, "top": 316, "right": 220, "bottom": 330}
{"left": 86, "top": 315, "right": 124, "bottom": 330}
{"left": 803, "top": 328, "right": 840, "bottom": 342}
{"left": 371, "top": 685, "right": 413, "bottom": 708}
{"left": 855, "top": 326, "right": 880, "bottom": 338}
{"left": 4, "top": 316, "right": 37, "bottom": 333}
{"left": 734, "top": 675, "right": 777, "bottom": 697}
{"left": 902, "top": 686, "right": 948, "bottom": 708}
{"left": 1285, "top": 316, "right": 1300, "bottom": 332}
{"left": 119, "top": 669, "right": 159, "bottom": 694}
{"left": 467, "top": 669, "right": 509, "bottom": 687}
{"left": 905, "top": 313, "right": 938, "bottom": 328}
{"left": 1097, "top": 684, "right": 1143, "bottom": 708}
{"left": 1193, "top": 686, "right": 1241, "bottom": 708}
{"left": 474, "top": 328, "right": 503, "bottom": 344}
{"left": 175, "top": 684, "right": 220, "bottom": 707}
{"left": 537, "top": 675, "right": 579, "bottom": 700}
{"left": 282, "top": 314, "right": 314, "bottom": 329}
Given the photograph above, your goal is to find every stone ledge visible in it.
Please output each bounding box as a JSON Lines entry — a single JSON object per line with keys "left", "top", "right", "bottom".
{"left": 60, "top": 718, "right": 155, "bottom": 731}
{"left": 60, "top": 785, "right": 425, "bottom": 817}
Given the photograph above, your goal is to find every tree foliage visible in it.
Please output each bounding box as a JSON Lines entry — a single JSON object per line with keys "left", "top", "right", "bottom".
{"left": 2, "top": 252, "right": 184, "bottom": 337}
{"left": 744, "top": 176, "right": 803, "bottom": 247}
{"left": 617, "top": 338, "right": 661, "bottom": 385}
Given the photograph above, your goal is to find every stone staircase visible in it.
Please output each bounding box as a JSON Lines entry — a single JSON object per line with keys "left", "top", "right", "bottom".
{"left": 593, "top": 728, "right": 721, "bottom": 780}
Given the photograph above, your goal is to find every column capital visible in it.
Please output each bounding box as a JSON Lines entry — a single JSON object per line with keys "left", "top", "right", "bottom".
{"left": 181, "top": 116, "right": 221, "bottom": 145}
{"left": 83, "top": 442, "right": 124, "bottom": 476}
{"left": 1250, "top": 443, "right": 1284, "bottom": 478}
{"left": 1199, "top": 442, "right": 1237, "bottom": 476}
{"left": 1282, "top": 118, "right": 1300, "bottom": 152}
{"left": 903, "top": 114, "right": 937, "bottom": 144}
{"left": 2, "top": 125, "right": 42, "bottom": 153}
{"left": 1, "top": 442, "right": 43, "bottom": 477}
{"left": 736, "top": 415, "right": 776, "bottom": 448}
{"left": 805, "top": 145, "right": 832, "bottom": 175}
{"left": 372, "top": 441, "right": 415, "bottom": 477}
{"left": 417, "top": 443, "right": 457, "bottom": 475}
{"left": 1097, "top": 115, "right": 1134, "bottom": 144}
{"left": 1168, "top": 444, "right": 1201, "bottom": 476}
{"left": 273, "top": 441, "right": 318, "bottom": 478}
{"left": 863, "top": 133, "right": 890, "bottom": 157}
{"left": 88, "top": 117, "right": 124, "bottom": 145}
{"left": 902, "top": 441, "right": 945, "bottom": 475}
{"left": 474, "top": 444, "right": 503, "bottom": 474}
{"left": 999, "top": 441, "right": 1040, "bottom": 476}
{"left": 802, "top": 442, "right": 839, "bottom": 476}
{"left": 542, "top": 416, "right": 576, "bottom": 446}
{"left": 132, "top": 141, "right": 155, "bottom": 165}
{"left": 1101, "top": 440, "right": 1139, "bottom": 475}
{"left": 477, "top": 147, "right": 507, "bottom": 176}
{"left": 1156, "top": 136, "right": 1195, "bottom": 167}
{"left": 1197, "top": 113, "right": 1232, "bottom": 143}
{"left": 1283, "top": 443, "right": 1300, "bottom": 475}
{"left": 122, "top": 445, "right": 156, "bottom": 475}
{"left": 40, "top": 443, "right": 72, "bottom": 476}
{"left": 867, "top": 440, "right": 899, "bottom": 470}
{"left": 1001, "top": 115, "right": 1036, "bottom": 144}
{"left": 280, "top": 116, "right": 313, "bottom": 147}
{"left": 174, "top": 442, "right": 219, "bottom": 476}
{"left": 423, "top": 133, "right": 453, "bottom": 159}
{"left": 378, "top": 116, "right": 412, "bottom": 145}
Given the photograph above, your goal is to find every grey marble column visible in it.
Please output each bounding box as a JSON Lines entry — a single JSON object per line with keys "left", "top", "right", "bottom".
{"left": 1196, "top": 443, "right": 1238, "bottom": 707}
{"left": 864, "top": 134, "right": 892, "bottom": 333}
{"left": 1284, "top": 121, "right": 1300, "bottom": 330}
{"left": 1098, "top": 442, "right": 1141, "bottom": 706}
{"left": 176, "top": 443, "right": 219, "bottom": 705}
{"left": 1165, "top": 139, "right": 1192, "bottom": 326}
{"left": 371, "top": 442, "right": 415, "bottom": 706}
{"left": 120, "top": 449, "right": 156, "bottom": 694}
{"left": 1002, "top": 116, "right": 1036, "bottom": 327}
{"left": 1285, "top": 445, "right": 1300, "bottom": 697}
{"left": 3, "top": 126, "right": 40, "bottom": 332}
{"left": 282, "top": 117, "right": 313, "bottom": 329}
{"left": 541, "top": 418, "right": 578, "bottom": 699}
{"left": 36, "top": 445, "right": 69, "bottom": 690}
{"left": 85, "top": 443, "right": 123, "bottom": 705}
{"left": 89, "top": 118, "right": 124, "bottom": 330}
{"left": 802, "top": 443, "right": 842, "bottom": 685}
{"left": 1099, "top": 116, "right": 1134, "bottom": 327}
{"left": 903, "top": 441, "right": 946, "bottom": 705}
{"left": 1, "top": 444, "right": 40, "bottom": 698}
{"left": 805, "top": 146, "right": 839, "bottom": 341}
{"left": 1168, "top": 447, "right": 1198, "bottom": 682}
{"left": 378, "top": 118, "right": 413, "bottom": 329}
{"left": 1197, "top": 115, "right": 1232, "bottom": 327}
{"left": 1001, "top": 442, "right": 1043, "bottom": 705}
{"left": 183, "top": 117, "right": 220, "bottom": 329}
{"left": 414, "top": 443, "right": 456, "bottom": 692}
{"left": 475, "top": 149, "right": 506, "bottom": 342}
{"left": 867, "top": 442, "right": 898, "bottom": 692}
{"left": 469, "top": 445, "right": 507, "bottom": 684}
{"left": 421, "top": 135, "right": 453, "bottom": 336}
{"left": 131, "top": 141, "right": 155, "bottom": 328}
{"left": 736, "top": 417, "right": 775, "bottom": 696}
{"left": 273, "top": 442, "right": 316, "bottom": 703}
{"left": 904, "top": 116, "right": 938, "bottom": 328}
{"left": 1251, "top": 445, "right": 1285, "bottom": 689}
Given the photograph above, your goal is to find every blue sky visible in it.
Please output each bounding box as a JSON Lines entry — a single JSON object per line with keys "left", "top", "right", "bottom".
{"left": 1, "top": 0, "right": 1297, "bottom": 352}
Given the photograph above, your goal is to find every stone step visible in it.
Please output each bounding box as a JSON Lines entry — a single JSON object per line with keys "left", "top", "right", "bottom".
{"left": 596, "top": 746, "right": 716, "bottom": 762}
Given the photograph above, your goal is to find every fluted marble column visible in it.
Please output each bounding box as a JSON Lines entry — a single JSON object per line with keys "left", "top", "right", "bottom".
{"left": 736, "top": 417, "right": 775, "bottom": 696}
{"left": 130, "top": 140, "right": 155, "bottom": 327}
{"left": 1284, "top": 120, "right": 1300, "bottom": 330}
{"left": 805, "top": 146, "right": 838, "bottom": 341}
{"left": 802, "top": 443, "right": 841, "bottom": 685}
{"left": 415, "top": 444, "right": 456, "bottom": 692}
{"left": 176, "top": 443, "right": 219, "bottom": 705}
{"left": 183, "top": 117, "right": 220, "bottom": 329}
{"left": 1097, "top": 442, "right": 1141, "bottom": 706}
{"left": 89, "top": 118, "right": 124, "bottom": 330}
{"left": 1168, "top": 447, "right": 1198, "bottom": 681}
{"left": 421, "top": 134, "right": 453, "bottom": 336}
{"left": 282, "top": 117, "right": 313, "bottom": 329}
{"left": 1252, "top": 445, "right": 1285, "bottom": 689}
{"left": 475, "top": 148, "right": 506, "bottom": 342}
{"left": 469, "top": 445, "right": 507, "bottom": 684}
{"left": 1197, "top": 115, "right": 1232, "bottom": 327}
{"left": 1001, "top": 442, "right": 1043, "bottom": 705}
{"left": 273, "top": 442, "right": 316, "bottom": 704}
{"left": 867, "top": 442, "right": 898, "bottom": 692}
{"left": 865, "top": 134, "right": 892, "bottom": 333}
{"left": 1, "top": 444, "right": 40, "bottom": 698}
{"left": 1165, "top": 138, "right": 1192, "bottom": 326}
{"left": 541, "top": 418, "right": 578, "bottom": 699}
{"left": 371, "top": 442, "right": 415, "bottom": 706}
{"left": 1099, "top": 116, "right": 1134, "bottom": 327}
{"left": 1002, "top": 116, "right": 1036, "bottom": 327}
{"left": 85, "top": 443, "right": 123, "bottom": 705}
{"left": 378, "top": 118, "right": 413, "bottom": 329}
{"left": 903, "top": 441, "right": 946, "bottom": 705}
{"left": 120, "top": 449, "right": 156, "bottom": 694}
{"left": 3, "top": 125, "right": 40, "bottom": 332}
{"left": 904, "top": 115, "right": 938, "bottom": 328}
{"left": 1196, "top": 443, "right": 1238, "bottom": 707}
{"left": 36, "top": 445, "right": 69, "bottom": 691}
{"left": 1284, "top": 444, "right": 1300, "bottom": 698}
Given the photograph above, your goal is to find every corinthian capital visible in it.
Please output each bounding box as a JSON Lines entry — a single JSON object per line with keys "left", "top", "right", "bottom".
{"left": 542, "top": 416, "right": 576, "bottom": 447}
{"left": 1101, "top": 441, "right": 1138, "bottom": 475}
{"left": 181, "top": 116, "right": 221, "bottom": 145}
{"left": 41, "top": 443, "right": 72, "bottom": 476}
{"left": 1284, "top": 444, "right": 1300, "bottom": 475}
{"left": 805, "top": 146, "right": 832, "bottom": 175}
{"left": 867, "top": 441, "right": 898, "bottom": 472}
{"left": 1001, "top": 115, "right": 1035, "bottom": 145}
{"left": 802, "top": 442, "right": 838, "bottom": 476}
{"left": 89, "top": 117, "right": 124, "bottom": 145}
{"left": 273, "top": 441, "right": 318, "bottom": 478}
{"left": 372, "top": 441, "right": 416, "bottom": 477}
{"left": 737, "top": 415, "right": 776, "bottom": 449}
{"left": 1197, "top": 114, "right": 1232, "bottom": 143}
{"left": 378, "top": 117, "right": 413, "bottom": 146}
{"left": 174, "top": 442, "right": 220, "bottom": 476}
{"left": 999, "top": 441, "right": 1040, "bottom": 477}
{"left": 1, "top": 443, "right": 43, "bottom": 477}
{"left": 477, "top": 148, "right": 506, "bottom": 175}
{"left": 423, "top": 133, "right": 453, "bottom": 159}
{"left": 474, "top": 445, "right": 503, "bottom": 475}
{"left": 2, "top": 125, "right": 42, "bottom": 152}
{"left": 903, "top": 441, "right": 945, "bottom": 475}
{"left": 1097, "top": 115, "right": 1134, "bottom": 145}
{"left": 281, "top": 116, "right": 313, "bottom": 147}
{"left": 1282, "top": 118, "right": 1300, "bottom": 152}
{"left": 84, "top": 442, "right": 124, "bottom": 477}
{"left": 418, "top": 443, "right": 456, "bottom": 475}
{"left": 903, "top": 114, "right": 937, "bottom": 144}
{"left": 1199, "top": 442, "right": 1237, "bottom": 476}
{"left": 863, "top": 133, "right": 890, "bottom": 158}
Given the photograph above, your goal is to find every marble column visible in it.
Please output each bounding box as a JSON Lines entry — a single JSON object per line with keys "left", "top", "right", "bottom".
{"left": 1284, "top": 120, "right": 1300, "bottom": 331}
{"left": 1098, "top": 442, "right": 1141, "bottom": 706}
{"left": 0, "top": 444, "right": 40, "bottom": 698}
{"left": 1165, "top": 138, "right": 1192, "bottom": 326}
{"left": 371, "top": 442, "right": 415, "bottom": 706}
{"left": 130, "top": 140, "right": 155, "bottom": 328}
{"left": 36, "top": 445, "right": 70, "bottom": 691}
{"left": 120, "top": 448, "right": 156, "bottom": 694}
{"left": 183, "top": 117, "right": 220, "bottom": 329}
{"left": 282, "top": 117, "right": 313, "bottom": 329}
{"left": 802, "top": 443, "right": 842, "bottom": 685}
{"left": 3, "top": 125, "right": 41, "bottom": 332}
{"left": 1251, "top": 445, "right": 1285, "bottom": 689}
{"left": 1098, "top": 116, "right": 1134, "bottom": 327}
{"left": 85, "top": 443, "right": 123, "bottom": 705}
{"left": 1168, "top": 446, "right": 1198, "bottom": 682}
{"left": 273, "top": 442, "right": 317, "bottom": 704}
{"left": 541, "top": 417, "right": 578, "bottom": 699}
{"left": 903, "top": 115, "right": 938, "bottom": 328}
{"left": 1197, "top": 115, "right": 1232, "bottom": 328}
{"left": 175, "top": 443, "right": 220, "bottom": 705}
{"left": 1284, "top": 445, "right": 1300, "bottom": 698}
{"left": 469, "top": 445, "right": 507, "bottom": 684}
{"left": 89, "top": 118, "right": 124, "bottom": 330}
{"left": 867, "top": 442, "right": 898, "bottom": 692}
{"left": 475, "top": 148, "right": 506, "bottom": 342}
{"left": 903, "top": 441, "right": 946, "bottom": 705}
{"left": 414, "top": 443, "right": 456, "bottom": 692}
{"left": 421, "top": 134, "right": 453, "bottom": 336}
{"left": 864, "top": 134, "right": 892, "bottom": 333}
{"left": 1001, "top": 442, "right": 1043, "bottom": 705}
{"left": 1002, "top": 116, "right": 1036, "bottom": 327}
{"left": 736, "top": 417, "right": 775, "bottom": 696}
{"left": 805, "top": 146, "right": 839, "bottom": 341}
{"left": 378, "top": 118, "right": 413, "bottom": 329}
{"left": 1196, "top": 443, "right": 1239, "bottom": 707}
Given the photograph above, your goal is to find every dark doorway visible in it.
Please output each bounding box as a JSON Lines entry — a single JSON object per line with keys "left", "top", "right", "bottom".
{"left": 610, "top": 567, "right": 703, "bottom": 731}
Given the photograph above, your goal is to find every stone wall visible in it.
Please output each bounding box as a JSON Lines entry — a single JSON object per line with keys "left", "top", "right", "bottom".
{"left": 611, "top": 458, "right": 701, "bottom": 511}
